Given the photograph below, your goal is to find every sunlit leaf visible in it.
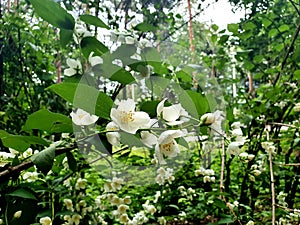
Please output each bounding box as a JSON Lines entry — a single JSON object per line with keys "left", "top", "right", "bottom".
{"left": 30, "top": 0, "right": 74, "bottom": 30}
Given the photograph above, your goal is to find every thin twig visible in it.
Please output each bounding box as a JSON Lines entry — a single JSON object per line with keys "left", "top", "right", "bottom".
{"left": 220, "top": 138, "right": 225, "bottom": 198}
{"left": 274, "top": 162, "right": 300, "bottom": 166}
{"left": 268, "top": 122, "right": 299, "bottom": 129}
{"left": 266, "top": 125, "right": 276, "bottom": 225}
{"left": 273, "top": 21, "right": 300, "bottom": 86}
{"left": 276, "top": 204, "right": 300, "bottom": 213}
{"left": 0, "top": 147, "right": 75, "bottom": 182}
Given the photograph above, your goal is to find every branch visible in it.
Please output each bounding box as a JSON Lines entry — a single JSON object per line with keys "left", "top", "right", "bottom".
{"left": 266, "top": 125, "right": 276, "bottom": 225}
{"left": 273, "top": 21, "right": 300, "bottom": 86}
{"left": 0, "top": 147, "right": 75, "bottom": 182}
{"left": 220, "top": 138, "right": 225, "bottom": 199}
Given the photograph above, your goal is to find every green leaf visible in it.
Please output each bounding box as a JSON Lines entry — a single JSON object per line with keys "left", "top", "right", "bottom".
{"left": 134, "top": 22, "right": 157, "bottom": 32}
{"left": 6, "top": 189, "right": 37, "bottom": 200}
{"left": 176, "top": 70, "right": 193, "bottom": 83}
{"left": 294, "top": 70, "right": 300, "bottom": 79}
{"left": 140, "top": 101, "right": 160, "bottom": 118}
{"left": 211, "top": 34, "right": 218, "bottom": 43}
{"left": 279, "top": 24, "right": 289, "bottom": 33}
{"left": 110, "top": 68, "right": 136, "bottom": 85}
{"left": 141, "top": 47, "right": 161, "bottom": 62}
{"left": 0, "top": 130, "right": 49, "bottom": 152}
{"left": 268, "top": 29, "right": 278, "bottom": 38}
{"left": 218, "top": 216, "right": 234, "bottom": 224}
{"left": 80, "top": 36, "right": 109, "bottom": 58}
{"left": 79, "top": 14, "right": 109, "bottom": 29}
{"left": 227, "top": 23, "right": 239, "bottom": 34}
{"left": 211, "top": 24, "right": 219, "bottom": 31}
{"left": 213, "top": 199, "right": 227, "bottom": 209}
{"left": 30, "top": 0, "right": 74, "bottom": 30}
{"left": 120, "top": 132, "right": 145, "bottom": 147}
{"left": 186, "top": 90, "right": 209, "bottom": 118}
{"left": 253, "top": 54, "right": 264, "bottom": 63}
{"left": 31, "top": 143, "right": 57, "bottom": 174}
{"left": 22, "top": 109, "right": 73, "bottom": 133}
{"left": 219, "top": 35, "right": 229, "bottom": 44}
{"left": 244, "top": 61, "right": 255, "bottom": 71}
{"left": 60, "top": 28, "right": 73, "bottom": 47}
{"left": 243, "top": 21, "right": 256, "bottom": 30}
{"left": 111, "top": 44, "right": 137, "bottom": 62}
{"left": 261, "top": 18, "right": 272, "bottom": 28}
{"left": 145, "top": 76, "right": 170, "bottom": 97}
{"left": 47, "top": 83, "right": 113, "bottom": 120}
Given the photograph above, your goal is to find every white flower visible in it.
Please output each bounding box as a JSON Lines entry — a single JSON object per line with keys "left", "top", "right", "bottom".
{"left": 106, "top": 122, "right": 120, "bottom": 146}
{"left": 200, "top": 112, "right": 215, "bottom": 124}
{"left": 158, "top": 216, "right": 167, "bottom": 225}
{"left": 110, "top": 99, "right": 150, "bottom": 134}
{"left": 70, "top": 108, "right": 99, "bottom": 126}
{"left": 119, "top": 214, "right": 129, "bottom": 223}
{"left": 157, "top": 99, "right": 189, "bottom": 126}
{"left": 40, "top": 216, "right": 52, "bottom": 225}
{"left": 23, "top": 148, "right": 33, "bottom": 158}
{"left": 14, "top": 210, "right": 22, "bottom": 218}
{"left": 140, "top": 131, "right": 157, "bottom": 148}
{"left": 227, "top": 142, "right": 242, "bottom": 156}
{"left": 203, "top": 176, "right": 211, "bottom": 183}
{"left": 23, "top": 171, "right": 39, "bottom": 182}
{"left": 72, "top": 214, "right": 82, "bottom": 225}
{"left": 0, "top": 151, "right": 15, "bottom": 167}
{"left": 118, "top": 204, "right": 129, "bottom": 214}
{"left": 75, "top": 178, "right": 87, "bottom": 190}
{"left": 294, "top": 102, "right": 300, "bottom": 112}
{"left": 0, "top": 219, "right": 3, "bottom": 224}
{"left": 155, "top": 130, "right": 183, "bottom": 164}
{"left": 201, "top": 110, "right": 224, "bottom": 135}
{"left": 64, "top": 58, "right": 82, "bottom": 76}
{"left": 88, "top": 52, "right": 103, "bottom": 67}
{"left": 246, "top": 220, "right": 254, "bottom": 225}
{"left": 64, "top": 199, "right": 73, "bottom": 211}
{"left": 253, "top": 169, "right": 261, "bottom": 176}
{"left": 124, "top": 196, "right": 131, "bottom": 205}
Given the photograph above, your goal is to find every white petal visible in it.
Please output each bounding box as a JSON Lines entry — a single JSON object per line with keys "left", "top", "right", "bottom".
{"left": 117, "top": 99, "right": 136, "bottom": 112}
{"left": 89, "top": 52, "right": 103, "bottom": 66}
{"left": 156, "top": 98, "right": 167, "bottom": 117}
{"left": 201, "top": 113, "right": 215, "bottom": 124}
{"left": 64, "top": 68, "right": 76, "bottom": 76}
{"left": 165, "top": 120, "right": 184, "bottom": 126}
{"left": 162, "top": 105, "right": 181, "bottom": 122}
{"left": 106, "top": 132, "right": 120, "bottom": 146}
{"left": 132, "top": 111, "right": 150, "bottom": 126}
{"left": 158, "top": 130, "right": 183, "bottom": 145}
{"left": 141, "top": 131, "right": 157, "bottom": 148}
{"left": 155, "top": 144, "right": 167, "bottom": 164}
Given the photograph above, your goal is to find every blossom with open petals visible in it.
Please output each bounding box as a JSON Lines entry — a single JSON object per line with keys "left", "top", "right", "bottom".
{"left": 155, "top": 130, "right": 183, "bottom": 164}
{"left": 70, "top": 108, "right": 99, "bottom": 126}
{"left": 110, "top": 99, "right": 150, "bottom": 134}
{"left": 64, "top": 58, "right": 82, "bottom": 76}
{"left": 157, "top": 99, "right": 189, "bottom": 126}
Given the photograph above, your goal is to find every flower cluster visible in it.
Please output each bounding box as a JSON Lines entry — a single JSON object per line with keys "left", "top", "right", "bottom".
{"left": 105, "top": 98, "right": 191, "bottom": 165}
{"left": 155, "top": 167, "right": 175, "bottom": 186}
{"left": 261, "top": 141, "right": 276, "bottom": 155}
{"left": 227, "top": 122, "right": 247, "bottom": 156}
{"left": 195, "top": 167, "right": 215, "bottom": 183}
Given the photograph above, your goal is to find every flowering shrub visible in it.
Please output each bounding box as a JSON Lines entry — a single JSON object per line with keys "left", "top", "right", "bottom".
{"left": 0, "top": 0, "right": 300, "bottom": 225}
